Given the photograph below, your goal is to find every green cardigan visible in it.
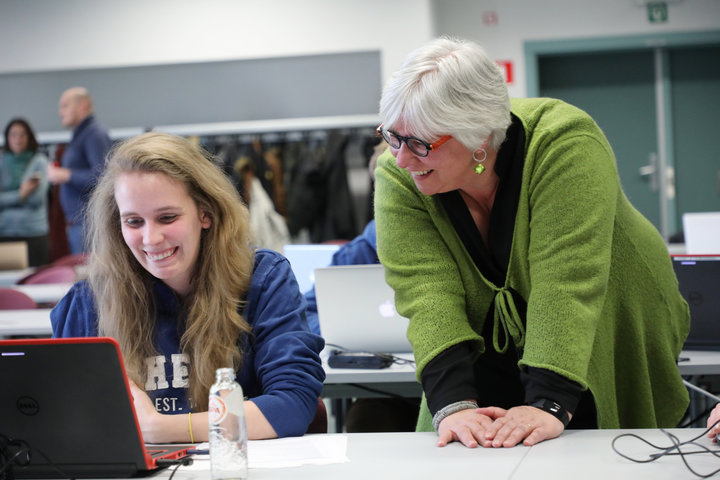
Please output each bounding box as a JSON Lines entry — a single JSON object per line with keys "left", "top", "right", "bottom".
{"left": 374, "top": 97, "right": 689, "bottom": 431}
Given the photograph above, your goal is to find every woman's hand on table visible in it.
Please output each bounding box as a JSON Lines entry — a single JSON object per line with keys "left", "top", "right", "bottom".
{"left": 477, "top": 405, "right": 566, "bottom": 447}
{"left": 437, "top": 408, "right": 495, "bottom": 448}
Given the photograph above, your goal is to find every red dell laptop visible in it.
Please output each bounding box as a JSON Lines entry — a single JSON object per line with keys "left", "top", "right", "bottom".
{"left": 0, "top": 337, "right": 190, "bottom": 478}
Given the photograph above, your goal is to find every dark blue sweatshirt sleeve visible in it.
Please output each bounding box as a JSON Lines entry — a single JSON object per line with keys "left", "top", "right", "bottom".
{"left": 243, "top": 249, "right": 325, "bottom": 437}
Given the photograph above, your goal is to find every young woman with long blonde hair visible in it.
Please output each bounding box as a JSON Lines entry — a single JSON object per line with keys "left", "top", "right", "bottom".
{"left": 52, "top": 132, "right": 324, "bottom": 442}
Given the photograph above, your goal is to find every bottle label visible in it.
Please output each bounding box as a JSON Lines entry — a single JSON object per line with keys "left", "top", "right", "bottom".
{"left": 225, "top": 388, "right": 245, "bottom": 416}
{"left": 208, "top": 396, "right": 228, "bottom": 424}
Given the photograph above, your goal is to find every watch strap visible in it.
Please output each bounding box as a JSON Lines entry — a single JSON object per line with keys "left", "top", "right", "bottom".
{"left": 530, "top": 399, "right": 571, "bottom": 427}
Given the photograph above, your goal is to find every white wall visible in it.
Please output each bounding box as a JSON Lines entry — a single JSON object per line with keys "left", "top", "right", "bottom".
{"left": 0, "top": 0, "right": 717, "bottom": 108}
{"left": 0, "top": 0, "right": 433, "bottom": 85}
{"left": 432, "top": 0, "right": 720, "bottom": 97}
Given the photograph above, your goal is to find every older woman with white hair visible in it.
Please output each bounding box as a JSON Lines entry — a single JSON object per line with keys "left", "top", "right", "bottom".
{"left": 374, "top": 37, "right": 689, "bottom": 448}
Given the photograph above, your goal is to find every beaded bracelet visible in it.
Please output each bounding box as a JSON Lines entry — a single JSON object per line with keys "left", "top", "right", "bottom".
{"left": 432, "top": 400, "right": 479, "bottom": 432}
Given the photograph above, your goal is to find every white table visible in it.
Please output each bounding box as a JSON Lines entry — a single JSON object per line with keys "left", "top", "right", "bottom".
{"left": 678, "top": 349, "right": 720, "bottom": 376}
{"left": 11, "top": 283, "right": 72, "bottom": 305}
{"left": 0, "top": 308, "right": 52, "bottom": 337}
{"left": 169, "top": 429, "right": 717, "bottom": 480}
{"left": 513, "top": 428, "right": 719, "bottom": 480}
{"left": 0, "top": 268, "right": 34, "bottom": 286}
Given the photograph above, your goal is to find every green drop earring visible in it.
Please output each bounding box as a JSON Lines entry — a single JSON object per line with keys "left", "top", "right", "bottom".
{"left": 473, "top": 148, "right": 487, "bottom": 175}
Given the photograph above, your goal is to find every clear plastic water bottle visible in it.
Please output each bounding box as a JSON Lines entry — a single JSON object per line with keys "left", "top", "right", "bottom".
{"left": 209, "top": 367, "right": 248, "bottom": 480}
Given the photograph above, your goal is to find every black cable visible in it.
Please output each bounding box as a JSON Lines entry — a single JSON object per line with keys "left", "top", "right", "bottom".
{"left": 611, "top": 420, "right": 720, "bottom": 478}
{"left": 167, "top": 463, "right": 182, "bottom": 480}
{"left": 160, "top": 457, "right": 193, "bottom": 480}
{"left": 1, "top": 433, "right": 76, "bottom": 480}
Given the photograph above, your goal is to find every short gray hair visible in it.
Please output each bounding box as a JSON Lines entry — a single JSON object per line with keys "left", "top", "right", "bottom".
{"left": 379, "top": 37, "right": 511, "bottom": 151}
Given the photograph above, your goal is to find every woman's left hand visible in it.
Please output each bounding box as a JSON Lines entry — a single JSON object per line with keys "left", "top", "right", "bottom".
{"left": 477, "top": 405, "right": 566, "bottom": 447}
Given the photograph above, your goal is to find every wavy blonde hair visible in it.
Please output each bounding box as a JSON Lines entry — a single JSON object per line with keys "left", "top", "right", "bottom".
{"left": 86, "top": 132, "right": 254, "bottom": 410}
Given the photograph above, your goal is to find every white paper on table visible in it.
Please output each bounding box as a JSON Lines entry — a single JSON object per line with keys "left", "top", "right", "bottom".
{"left": 248, "top": 435, "right": 349, "bottom": 468}
{"left": 182, "top": 435, "right": 349, "bottom": 470}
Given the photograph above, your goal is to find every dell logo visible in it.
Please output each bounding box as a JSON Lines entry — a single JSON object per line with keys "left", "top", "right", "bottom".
{"left": 17, "top": 396, "right": 40, "bottom": 416}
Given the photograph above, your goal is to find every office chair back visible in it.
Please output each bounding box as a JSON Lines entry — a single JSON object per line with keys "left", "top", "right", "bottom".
{"left": 18, "top": 265, "right": 77, "bottom": 285}
{"left": 0, "top": 288, "right": 38, "bottom": 310}
{"left": 306, "top": 397, "right": 328, "bottom": 434}
{"left": 48, "top": 253, "right": 89, "bottom": 268}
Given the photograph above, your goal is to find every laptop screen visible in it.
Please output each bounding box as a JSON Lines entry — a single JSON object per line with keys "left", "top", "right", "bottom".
{"left": 0, "top": 337, "right": 188, "bottom": 478}
{"left": 283, "top": 244, "right": 340, "bottom": 294}
{"left": 314, "top": 264, "right": 412, "bottom": 354}
{"left": 672, "top": 255, "right": 720, "bottom": 351}
{"left": 682, "top": 212, "right": 720, "bottom": 255}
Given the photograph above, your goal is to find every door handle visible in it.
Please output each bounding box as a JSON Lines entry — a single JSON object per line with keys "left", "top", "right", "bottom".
{"left": 639, "top": 152, "right": 659, "bottom": 192}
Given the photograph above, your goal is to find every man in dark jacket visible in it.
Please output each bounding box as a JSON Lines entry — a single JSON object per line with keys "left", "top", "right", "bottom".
{"left": 48, "top": 87, "right": 112, "bottom": 253}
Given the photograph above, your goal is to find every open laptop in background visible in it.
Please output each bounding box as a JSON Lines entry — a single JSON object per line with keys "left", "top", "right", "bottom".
{"left": 314, "top": 264, "right": 412, "bottom": 354}
{"left": 0, "top": 337, "right": 190, "bottom": 478}
{"left": 671, "top": 255, "right": 720, "bottom": 351}
{"left": 682, "top": 212, "right": 720, "bottom": 254}
{"left": 283, "top": 244, "right": 340, "bottom": 294}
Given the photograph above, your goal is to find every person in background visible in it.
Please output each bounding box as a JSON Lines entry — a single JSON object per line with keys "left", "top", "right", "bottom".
{"left": 305, "top": 139, "right": 387, "bottom": 335}
{"left": 0, "top": 118, "right": 50, "bottom": 266}
{"left": 707, "top": 403, "right": 720, "bottom": 441}
{"left": 48, "top": 86, "right": 112, "bottom": 254}
{"left": 304, "top": 139, "right": 386, "bottom": 335}
{"left": 303, "top": 220, "right": 378, "bottom": 335}
{"left": 374, "top": 37, "right": 689, "bottom": 448}
{"left": 304, "top": 140, "right": 420, "bottom": 433}
{"left": 51, "top": 132, "right": 325, "bottom": 442}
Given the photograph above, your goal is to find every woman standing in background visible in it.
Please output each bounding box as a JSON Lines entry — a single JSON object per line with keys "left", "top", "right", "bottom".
{"left": 0, "top": 118, "right": 50, "bottom": 267}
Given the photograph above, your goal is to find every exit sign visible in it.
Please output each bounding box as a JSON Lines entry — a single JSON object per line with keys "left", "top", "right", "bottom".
{"left": 496, "top": 60, "right": 514, "bottom": 84}
{"left": 647, "top": 2, "right": 668, "bottom": 23}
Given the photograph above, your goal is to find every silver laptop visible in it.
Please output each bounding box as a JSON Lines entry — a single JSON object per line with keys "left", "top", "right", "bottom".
{"left": 283, "top": 244, "right": 340, "bottom": 294}
{"left": 314, "top": 264, "right": 412, "bottom": 353}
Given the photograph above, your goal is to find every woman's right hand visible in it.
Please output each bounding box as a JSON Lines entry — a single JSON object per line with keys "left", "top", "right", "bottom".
{"left": 127, "top": 379, "right": 165, "bottom": 442}
{"left": 437, "top": 408, "right": 495, "bottom": 448}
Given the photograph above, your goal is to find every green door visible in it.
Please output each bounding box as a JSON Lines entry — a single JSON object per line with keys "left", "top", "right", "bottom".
{"left": 538, "top": 50, "right": 661, "bottom": 229}
{"left": 669, "top": 45, "right": 720, "bottom": 220}
{"left": 534, "top": 35, "right": 720, "bottom": 239}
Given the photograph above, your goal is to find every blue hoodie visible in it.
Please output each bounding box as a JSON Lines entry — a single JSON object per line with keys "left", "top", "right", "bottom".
{"left": 51, "top": 248, "right": 325, "bottom": 437}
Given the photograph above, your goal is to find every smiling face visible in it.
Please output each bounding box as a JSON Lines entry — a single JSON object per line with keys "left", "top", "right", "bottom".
{"left": 389, "top": 120, "right": 477, "bottom": 197}
{"left": 115, "top": 171, "right": 211, "bottom": 296}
